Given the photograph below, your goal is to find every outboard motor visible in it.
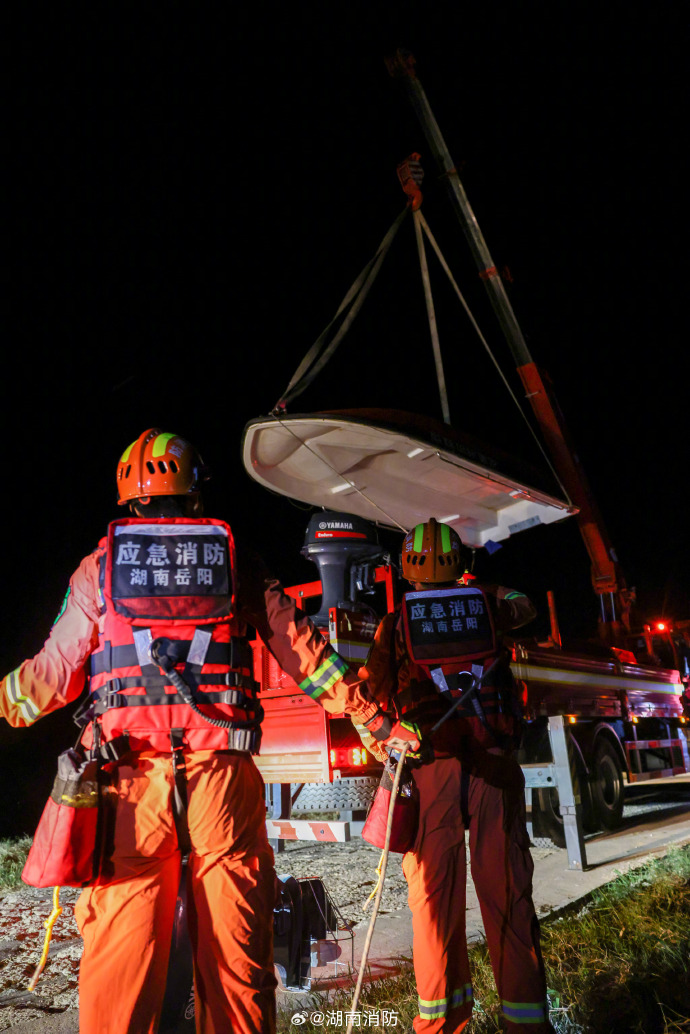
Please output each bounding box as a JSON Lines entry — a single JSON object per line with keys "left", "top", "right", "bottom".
{"left": 302, "top": 511, "right": 385, "bottom": 626}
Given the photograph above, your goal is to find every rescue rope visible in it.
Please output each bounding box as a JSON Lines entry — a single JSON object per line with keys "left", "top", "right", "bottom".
{"left": 268, "top": 413, "right": 409, "bottom": 533}
{"left": 362, "top": 851, "right": 385, "bottom": 912}
{"left": 27, "top": 885, "right": 62, "bottom": 991}
{"left": 415, "top": 209, "right": 573, "bottom": 507}
{"left": 345, "top": 747, "right": 408, "bottom": 1034}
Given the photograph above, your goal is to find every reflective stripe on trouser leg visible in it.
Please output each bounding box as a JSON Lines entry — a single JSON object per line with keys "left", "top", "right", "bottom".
{"left": 419, "top": 984, "right": 473, "bottom": 1020}
{"left": 502, "top": 1000, "right": 550, "bottom": 1024}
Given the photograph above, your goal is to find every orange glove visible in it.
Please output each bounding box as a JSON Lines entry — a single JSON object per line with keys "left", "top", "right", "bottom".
{"left": 364, "top": 710, "right": 422, "bottom": 754}
{"left": 352, "top": 721, "right": 389, "bottom": 764}
{"left": 380, "top": 719, "right": 422, "bottom": 754}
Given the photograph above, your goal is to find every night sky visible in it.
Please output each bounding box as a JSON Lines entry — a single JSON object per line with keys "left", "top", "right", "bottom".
{"left": 3, "top": 5, "right": 687, "bottom": 833}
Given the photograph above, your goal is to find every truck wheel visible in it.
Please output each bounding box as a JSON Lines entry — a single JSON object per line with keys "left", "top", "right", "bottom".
{"left": 590, "top": 738, "right": 625, "bottom": 830}
{"left": 534, "top": 785, "right": 567, "bottom": 848}
{"left": 291, "top": 777, "right": 379, "bottom": 814}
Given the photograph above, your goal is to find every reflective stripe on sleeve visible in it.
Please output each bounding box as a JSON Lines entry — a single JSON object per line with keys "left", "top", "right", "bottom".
{"left": 502, "top": 999, "right": 549, "bottom": 1024}
{"left": 299, "top": 654, "right": 349, "bottom": 700}
{"left": 5, "top": 668, "right": 41, "bottom": 725}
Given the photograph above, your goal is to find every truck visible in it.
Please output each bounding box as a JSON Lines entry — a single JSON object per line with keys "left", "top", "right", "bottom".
{"left": 242, "top": 50, "right": 690, "bottom": 849}
{"left": 246, "top": 497, "right": 689, "bottom": 849}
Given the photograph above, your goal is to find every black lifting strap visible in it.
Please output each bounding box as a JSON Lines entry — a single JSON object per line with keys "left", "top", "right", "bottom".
{"left": 170, "top": 729, "right": 191, "bottom": 858}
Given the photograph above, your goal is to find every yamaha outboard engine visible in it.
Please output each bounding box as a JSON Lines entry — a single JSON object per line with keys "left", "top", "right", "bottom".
{"left": 302, "top": 512, "right": 385, "bottom": 626}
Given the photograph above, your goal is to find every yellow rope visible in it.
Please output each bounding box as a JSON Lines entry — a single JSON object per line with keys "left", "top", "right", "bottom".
{"left": 27, "top": 886, "right": 63, "bottom": 992}
{"left": 362, "top": 851, "right": 385, "bottom": 912}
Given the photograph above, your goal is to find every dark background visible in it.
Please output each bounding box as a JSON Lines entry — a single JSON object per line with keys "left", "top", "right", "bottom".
{"left": 3, "top": 3, "right": 687, "bottom": 835}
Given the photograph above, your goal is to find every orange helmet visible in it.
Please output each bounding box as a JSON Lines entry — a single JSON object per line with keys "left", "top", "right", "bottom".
{"left": 116, "top": 428, "right": 208, "bottom": 505}
{"left": 402, "top": 518, "right": 464, "bottom": 583}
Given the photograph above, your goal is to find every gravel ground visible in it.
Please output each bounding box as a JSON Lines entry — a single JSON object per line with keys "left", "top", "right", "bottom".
{"left": 0, "top": 885, "right": 81, "bottom": 1031}
{"left": 279, "top": 839, "right": 411, "bottom": 928}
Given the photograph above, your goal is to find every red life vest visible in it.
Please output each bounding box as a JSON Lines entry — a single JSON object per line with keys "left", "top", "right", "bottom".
{"left": 398, "top": 586, "right": 520, "bottom": 748}
{"left": 82, "top": 517, "right": 261, "bottom": 754}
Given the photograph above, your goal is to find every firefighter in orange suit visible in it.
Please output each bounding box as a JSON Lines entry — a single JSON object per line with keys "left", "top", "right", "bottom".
{"left": 360, "top": 519, "right": 555, "bottom": 1034}
{"left": 0, "top": 429, "right": 382, "bottom": 1034}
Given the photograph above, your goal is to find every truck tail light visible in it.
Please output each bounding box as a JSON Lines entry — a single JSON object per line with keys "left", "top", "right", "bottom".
{"left": 329, "top": 746, "right": 370, "bottom": 768}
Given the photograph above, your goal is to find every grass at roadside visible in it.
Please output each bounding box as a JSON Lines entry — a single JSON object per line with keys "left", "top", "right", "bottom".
{"left": 277, "top": 845, "right": 690, "bottom": 1033}
{"left": 0, "top": 836, "right": 32, "bottom": 892}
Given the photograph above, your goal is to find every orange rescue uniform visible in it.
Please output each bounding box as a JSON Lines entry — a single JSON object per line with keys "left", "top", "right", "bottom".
{"left": 360, "top": 584, "right": 555, "bottom": 1034}
{"left": 1, "top": 537, "right": 378, "bottom": 1034}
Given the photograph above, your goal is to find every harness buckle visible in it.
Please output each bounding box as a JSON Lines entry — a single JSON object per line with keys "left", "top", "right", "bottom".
{"left": 96, "top": 734, "right": 131, "bottom": 764}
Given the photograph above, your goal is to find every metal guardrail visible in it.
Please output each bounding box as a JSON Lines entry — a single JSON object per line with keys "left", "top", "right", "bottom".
{"left": 523, "top": 715, "right": 588, "bottom": 870}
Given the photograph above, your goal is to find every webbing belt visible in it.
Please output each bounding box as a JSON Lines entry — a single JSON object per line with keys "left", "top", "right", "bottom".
{"left": 89, "top": 638, "right": 251, "bottom": 677}
{"left": 92, "top": 687, "right": 248, "bottom": 712}
{"left": 85, "top": 723, "right": 258, "bottom": 759}
{"left": 92, "top": 672, "right": 255, "bottom": 694}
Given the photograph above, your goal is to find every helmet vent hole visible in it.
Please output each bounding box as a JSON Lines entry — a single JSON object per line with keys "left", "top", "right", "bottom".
{"left": 125, "top": 465, "right": 132, "bottom": 478}
{"left": 158, "top": 461, "right": 167, "bottom": 473}
{"left": 170, "top": 460, "right": 179, "bottom": 473}
{"left": 419, "top": 555, "right": 426, "bottom": 566}
{"left": 146, "top": 461, "right": 155, "bottom": 474}
{"left": 438, "top": 555, "right": 445, "bottom": 566}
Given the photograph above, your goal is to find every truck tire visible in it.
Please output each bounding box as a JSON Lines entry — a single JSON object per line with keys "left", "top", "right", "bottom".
{"left": 590, "top": 737, "right": 625, "bottom": 830}
{"left": 534, "top": 784, "right": 567, "bottom": 848}
{"left": 291, "top": 777, "right": 379, "bottom": 814}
